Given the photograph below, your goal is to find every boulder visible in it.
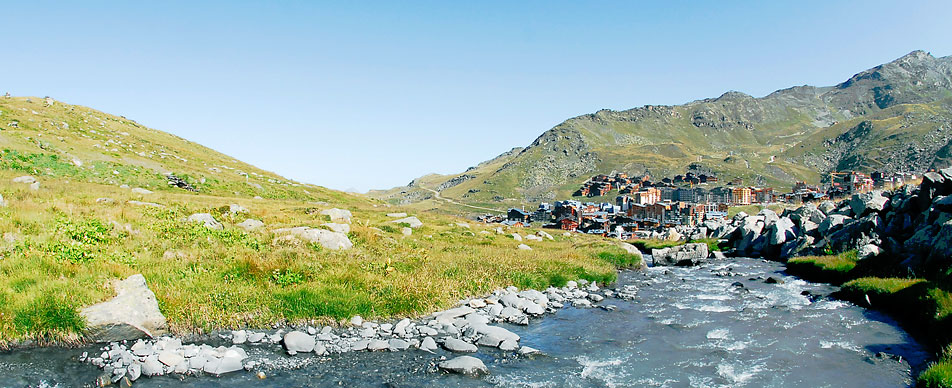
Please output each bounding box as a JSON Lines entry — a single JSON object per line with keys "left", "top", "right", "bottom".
{"left": 617, "top": 243, "right": 646, "bottom": 268}
{"left": 0, "top": 194, "right": 5, "bottom": 207}
{"left": 849, "top": 191, "right": 889, "bottom": 217}
{"left": 818, "top": 201, "right": 837, "bottom": 215}
{"left": 401, "top": 227, "right": 412, "bottom": 236}
{"left": 130, "top": 188, "right": 153, "bottom": 195}
{"left": 186, "top": 213, "right": 223, "bottom": 230}
{"left": 511, "top": 233, "right": 523, "bottom": 242}
{"left": 386, "top": 212, "right": 407, "bottom": 218}
{"left": 663, "top": 228, "right": 682, "bottom": 242}
{"left": 420, "top": 337, "right": 438, "bottom": 352}
{"left": 12, "top": 175, "right": 37, "bottom": 184}
{"left": 757, "top": 209, "right": 780, "bottom": 226}
{"left": 283, "top": 331, "right": 316, "bottom": 353}
{"left": 858, "top": 244, "right": 882, "bottom": 260}
{"left": 236, "top": 219, "right": 264, "bottom": 231}
{"left": 322, "top": 223, "right": 350, "bottom": 234}
{"left": 442, "top": 337, "right": 477, "bottom": 353}
{"left": 766, "top": 217, "right": 797, "bottom": 246}
{"left": 273, "top": 227, "right": 353, "bottom": 250}
{"left": 438, "top": 356, "right": 489, "bottom": 376}
{"left": 320, "top": 208, "right": 353, "bottom": 223}
{"left": 537, "top": 231, "right": 554, "bottom": 240}
{"left": 127, "top": 200, "right": 165, "bottom": 208}
{"left": 80, "top": 274, "right": 168, "bottom": 342}
{"left": 228, "top": 204, "right": 248, "bottom": 214}
{"left": 818, "top": 215, "right": 851, "bottom": 235}
{"left": 517, "top": 244, "right": 532, "bottom": 251}
{"left": 651, "top": 243, "right": 709, "bottom": 266}
{"left": 391, "top": 216, "right": 423, "bottom": 228}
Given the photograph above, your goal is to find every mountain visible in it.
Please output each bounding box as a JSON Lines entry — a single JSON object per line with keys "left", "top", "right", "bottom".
{"left": 374, "top": 50, "right": 952, "bottom": 210}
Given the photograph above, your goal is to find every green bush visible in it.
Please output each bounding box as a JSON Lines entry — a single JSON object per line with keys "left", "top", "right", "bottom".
{"left": 46, "top": 241, "right": 96, "bottom": 263}
{"left": 920, "top": 359, "right": 952, "bottom": 388}
{"left": 271, "top": 269, "right": 305, "bottom": 287}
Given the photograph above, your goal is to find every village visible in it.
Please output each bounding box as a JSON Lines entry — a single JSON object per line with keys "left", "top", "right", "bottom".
{"left": 477, "top": 170, "right": 921, "bottom": 240}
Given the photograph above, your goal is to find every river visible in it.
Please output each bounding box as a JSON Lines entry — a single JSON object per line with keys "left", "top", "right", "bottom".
{"left": 0, "top": 258, "right": 929, "bottom": 387}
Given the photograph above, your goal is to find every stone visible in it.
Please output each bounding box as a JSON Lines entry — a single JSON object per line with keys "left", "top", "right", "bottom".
{"left": 320, "top": 208, "right": 353, "bottom": 223}
{"left": 130, "top": 188, "right": 153, "bottom": 195}
{"left": 518, "top": 346, "right": 540, "bottom": 355}
{"left": 850, "top": 191, "right": 889, "bottom": 217}
{"left": 434, "top": 306, "right": 475, "bottom": 323}
{"left": 237, "top": 219, "right": 264, "bottom": 231}
{"left": 525, "top": 234, "right": 543, "bottom": 242}
{"left": 11, "top": 175, "right": 36, "bottom": 184}
{"left": 442, "top": 337, "right": 478, "bottom": 353}
{"left": 388, "top": 339, "right": 410, "bottom": 351}
{"left": 818, "top": 215, "right": 851, "bottom": 235}
{"left": 420, "top": 336, "right": 438, "bottom": 352}
{"left": 228, "top": 204, "right": 248, "bottom": 214}
{"left": 351, "top": 316, "right": 364, "bottom": 326}
{"left": 387, "top": 212, "right": 408, "bottom": 218}
{"left": 140, "top": 357, "right": 164, "bottom": 377}
{"left": 283, "top": 331, "right": 316, "bottom": 353}
{"left": 512, "top": 233, "right": 523, "bottom": 242}
{"left": 499, "top": 339, "right": 519, "bottom": 351}
{"left": 368, "top": 339, "right": 390, "bottom": 351}
{"left": 537, "top": 231, "right": 554, "bottom": 240}
{"left": 390, "top": 216, "right": 423, "bottom": 228}
{"left": 127, "top": 363, "right": 141, "bottom": 381}
{"left": 471, "top": 324, "right": 519, "bottom": 343}
{"left": 158, "top": 351, "right": 183, "bottom": 367}
{"left": 517, "top": 244, "right": 532, "bottom": 251}
{"left": 232, "top": 330, "right": 247, "bottom": 344}
{"left": 28, "top": 181, "right": 40, "bottom": 190}
{"left": 858, "top": 244, "right": 882, "bottom": 260}
{"left": 401, "top": 227, "right": 412, "bottom": 236}
{"left": 322, "top": 223, "right": 350, "bottom": 234}
{"left": 203, "top": 355, "right": 244, "bottom": 376}
{"left": 651, "top": 243, "right": 709, "bottom": 266}
{"left": 95, "top": 197, "right": 114, "bottom": 204}
{"left": 766, "top": 217, "right": 797, "bottom": 246}
{"left": 186, "top": 213, "right": 223, "bottom": 230}
{"left": 0, "top": 194, "right": 5, "bottom": 207}
{"left": 438, "top": 356, "right": 489, "bottom": 376}
{"left": 80, "top": 274, "right": 167, "bottom": 342}
{"left": 273, "top": 226, "right": 353, "bottom": 250}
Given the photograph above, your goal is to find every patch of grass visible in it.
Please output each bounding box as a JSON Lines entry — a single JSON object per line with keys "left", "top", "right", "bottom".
{"left": 12, "top": 295, "right": 85, "bottom": 339}
{"left": 841, "top": 277, "right": 926, "bottom": 295}
{"left": 919, "top": 359, "right": 952, "bottom": 388}
{"left": 596, "top": 250, "right": 643, "bottom": 268}
{"left": 629, "top": 239, "right": 681, "bottom": 251}
{"left": 786, "top": 250, "right": 858, "bottom": 283}
{"left": 270, "top": 269, "right": 305, "bottom": 287}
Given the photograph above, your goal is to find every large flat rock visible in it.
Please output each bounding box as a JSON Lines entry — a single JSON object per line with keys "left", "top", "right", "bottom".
{"left": 80, "top": 274, "right": 167, "bottom": 342}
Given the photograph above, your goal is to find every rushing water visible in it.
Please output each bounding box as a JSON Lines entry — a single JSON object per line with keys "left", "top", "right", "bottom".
{"left": 0, "top": 258, "right": 930, "bottom": 387}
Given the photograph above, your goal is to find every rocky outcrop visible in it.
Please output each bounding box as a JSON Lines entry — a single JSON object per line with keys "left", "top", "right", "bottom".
{"left": 80, "top": 274, "right": 168, "bottom": 342}
{"left": 681, "top": 168, "right": 952, "bottom": 277}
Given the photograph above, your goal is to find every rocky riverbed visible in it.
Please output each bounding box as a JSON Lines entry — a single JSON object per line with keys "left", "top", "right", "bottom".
{"left": 0, "top": 258, "right": 929, "bottom": 387}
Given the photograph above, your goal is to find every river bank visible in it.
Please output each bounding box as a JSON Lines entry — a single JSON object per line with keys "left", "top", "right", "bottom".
{"left": 0, "top": 258, "right": 929, "bottom": 387}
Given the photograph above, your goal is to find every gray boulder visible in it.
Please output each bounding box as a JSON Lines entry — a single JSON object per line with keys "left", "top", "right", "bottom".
{"left": 236, "top": 219, "right": 264, "bottom": 231}
{"left": 130, "top": 188, "right": 153, "bottom": 195}
{"left": 858, "top": 244, "right": 882, "bottom": 260}
{"left": 187, "top": 213, "right": 223, "bottom": 230}
{"left": 322, "top": 223, "right": 351, "bottom": 234}
{"left": 391, "top": 216, "right": 423, "bottom": 229}
{"left": 80, "top": 274, "right": 168, "bottom": 342}
{"left": 320, "top": 208, "right": 353, "bottom": 223}
{"left": 850, "top": 191, "right": 889, "bottom": 217}
{"left": 438, "top": 356, "right": 489, "bottom": 376}
{"left": 651, "top": 243, "right": 709, "bottom": 266}
{"left": 818, "top": 215, "right": 851, "bottom": 235}
{"left": 442, "top": 337, "right": 477, "bottom": 353}
{"left": 12, "top": 175, "right": 37, "bottom": 184}
{"left": 818, "top": 201, "right": 837, "bottom": 215}
{"left": 283, "top": 331, "right": 316, "bottom": 354}
{"left": 766, "top": 217, "right": 797, "bottom": 246}
{"left": 274, "top": 226, "right": 353, "bottom": 250}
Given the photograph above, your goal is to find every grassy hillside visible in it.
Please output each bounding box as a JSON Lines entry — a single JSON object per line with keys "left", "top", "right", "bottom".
{"left": 377, "top": 50, "right": 952, "bottom": 208}
{"left": 0, "top": 97, "right": 635, "bottom": 346}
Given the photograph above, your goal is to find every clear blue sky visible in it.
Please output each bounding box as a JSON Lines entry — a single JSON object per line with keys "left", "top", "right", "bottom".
{"left": 4, "top": 1, "right": 951, "bottom": 192}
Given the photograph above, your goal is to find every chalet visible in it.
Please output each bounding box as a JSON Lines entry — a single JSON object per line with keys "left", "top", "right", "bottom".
{"left": 501, "top": 220, "right": 527, "bottom": 228}
{"left": 507, "top": 208, "right": 532, "bottom": 224}
{"left": 558, "top": 218, "right": 579, "bottom": 231}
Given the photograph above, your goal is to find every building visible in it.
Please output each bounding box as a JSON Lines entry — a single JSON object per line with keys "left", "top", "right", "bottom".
{"left": 731, "top": 187, "right": 752, "bottom": 205}
{"left": 507, "top": 208, "right": 532, "bottom": 224}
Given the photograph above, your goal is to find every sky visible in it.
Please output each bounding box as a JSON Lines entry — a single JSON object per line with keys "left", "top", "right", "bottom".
{"left": 3, "top": 1, "right": 952, "bottom": 192}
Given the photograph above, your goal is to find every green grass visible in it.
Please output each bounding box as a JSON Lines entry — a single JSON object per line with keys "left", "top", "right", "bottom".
{"left": 786, "top": 250, "right": 858, "bottom": 283}
{"left": 920, "top": 359, "right": 952, "bottom": 388}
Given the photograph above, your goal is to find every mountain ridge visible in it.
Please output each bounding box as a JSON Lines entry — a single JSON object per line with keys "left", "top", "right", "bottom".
{"left": 373, "top": 50, "right": 952, "bottom": 210}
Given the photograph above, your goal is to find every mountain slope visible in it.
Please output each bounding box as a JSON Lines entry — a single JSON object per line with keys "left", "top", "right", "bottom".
{"left": 377, "top": 50, "right": 952, "bottom": 208}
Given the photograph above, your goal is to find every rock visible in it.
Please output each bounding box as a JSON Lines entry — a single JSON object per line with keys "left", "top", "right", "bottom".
{"left": 140, "top": 357, "right": 164, "bottom": 376}
{"left": 273, "top": 226, "right": 353, "bottom": 250}
{"left": 320, "top": 208, "right": 353, "bottom": 223}
{"left": 518, "top": 346, "right": 540, "bottom": 355}
{"left": 434, "top": 306, "right": 475, "bottom": 323}
{"left": 237, "top": 219, "right": 264, "bottom": 231}
{"left": 442, "top": 337, "right": 478, "bottom": 353}
{"left": 283, "top": 331, "right": 316, "bottom": 353}
{"left": 388, "top": 339, "right": 410, "bottom": 351}
{"left": 850, "top": 191, "right": 889, "bottom": 217}
{"left": 127, "top": 363, "right": 141, "bottom": 381}
{"left": 517, "top": 244, "right": 532, "bottom": 251}
{"left": 401, "top": 227, "right": 412, "bottom": 236}
{"left": 651, "top": 243, "right": 709, "bottom": 266}
{"left": 11, "top": 175, "right": 36, "bottom": 184}
{"left": 499, "top": 339, "right": 519, "bottom": 351}
{"left": 438, "top": 356, "right": 489, "bottom": 376}
{"left": 818, "top": 201, "right": 837, "bottom": 215}
{"left": 818, "top": 215, "right": 851, "bottom": 235}
{"left": 511, "top": 233, "right": 523, "bottom": 242}
{"left": 757, "top": 209, "right": 780, "bottom": 226}
{"left": 537, "top": 231, "right": 554, "bottom": 240}
{"left": 29, "top": 182, "right": 40, "bottom": 191}
{"left": 0, "top": 194, "right": 5, "bottom": 207}
{"left": 350, "top": 316, "right": 364, "bottom": 326}
{"left": 858, "top": 244, "right": 882, "bottom": 260}
{"left": 231, "top": 330, "right": 247, "bottom": 344}
{"left": 765, "top": 277, "right": 783, "bottom": 284}
{"left": 387, "top": 212, "right": 408, "bottom": 218}
{"left": 203, "top": 355, "right": 244, "bottom": 376}
{"left": 618, "top": 243, "right": 646, "bottom": 268}
{"left": 420, "top": 337, "right": 438, "bottom": 352}
{"left": 95, "top": 197, "right": 114, "bottom": 204}
{"left": 130, "top": 188, "right": 153, "bottom": 195}
{"left": 391, "top": 216, "right": 423, "bottom": 228}
{"left": 766, "top": 217, "right": 797, "bottom": 246}
{"left": 158, "top": 351, "right": 183, "bottom": 367}
{"left": 367, "top": 339, "right": 390, "bottom": 351}
{"left": 80, "top": 274, "right": 167, "bottom": 342}
{"left": 186, "top": 213, "right": 223, "bottom": 230}
{"left": 663, "top": 228, "right": 682, "bottom": 242}
{"left": 322, "top": 223, "right": 350, "bottom": 234}
{"left": 228, "top": 204, "right": 248, "bottom": 214}
{"left": 525, "top": 234, "right": 543, "bottom": 242}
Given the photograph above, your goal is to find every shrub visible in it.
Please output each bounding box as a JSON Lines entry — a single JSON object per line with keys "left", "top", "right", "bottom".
{"left": 271, "top": 269, "right": 305, "bottom": 287}
{"left": 919, "top": 359, "right": 952, "bottom": 388}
